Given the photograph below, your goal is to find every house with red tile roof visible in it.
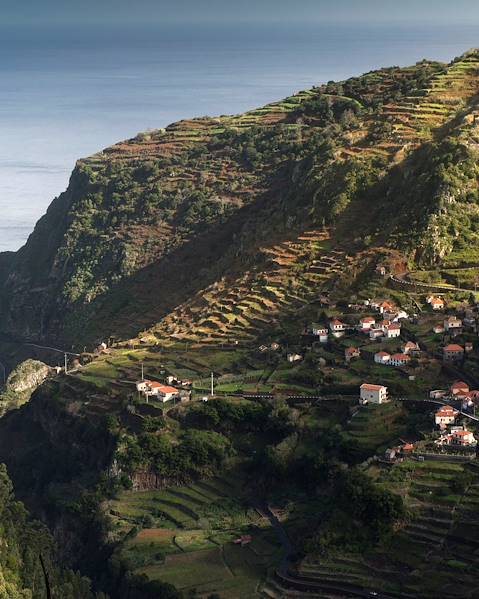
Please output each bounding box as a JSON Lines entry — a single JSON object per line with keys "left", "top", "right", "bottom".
{"left": 359, "top": 317, "right": 376, "bottom": 330}
{"left": 444, "top": 316, "right": 463, "bottom": 332}
{"left": 402, "top": 341, "right": 420, "bottom": 355}
{"left": 435, "top": 405, "right": 459, "bottom": 427}
{"left": 360, "top": 383, "right": 388, "bottom": 405}
{"left": 427, "top": 296, "right": 445, "bottom": 310}
{"left": 438, "top": 427, "right": 477, "bottom": 447}
{"left": 451, "top": 381, "right": 469, "bottom": 396}
{"left": 374, "top": 351, "right": 391, "bottom": 364}
{"left": 443, "top": 344, "right": 464, "bottom": 362}
{"left": 378, "top": 301, "right": 396, "bottom": 314}
{"left": 385, "top": 323, "right": 401, "bottom": 339}
{"left": 144, "top": 382, "right": 179, "bottom": 402}
{"left": 329, "top": 319, "right": 346, "bottom": 337}
{"left": 345, "top": 347, "right": 361, "bottom": 362}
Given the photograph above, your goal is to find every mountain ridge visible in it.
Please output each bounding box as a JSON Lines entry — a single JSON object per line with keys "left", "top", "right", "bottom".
{"left": 1, "top": 50, "right": 479, "bottom": 350}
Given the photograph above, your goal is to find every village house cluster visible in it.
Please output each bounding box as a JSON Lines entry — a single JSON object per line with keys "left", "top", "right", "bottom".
{"left": 309, "top": 298, "right": 409, "bottom": 345}
{"left": 135, "top": 373, "right": 193, "bottom": 404}
{"left": 430, "top": 380, "right": 478, "bottom": 449}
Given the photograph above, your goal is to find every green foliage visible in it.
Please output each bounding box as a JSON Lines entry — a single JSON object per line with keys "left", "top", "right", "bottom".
{"left": 118, "top": 429, "right": 232, "bottom": 481}
{"left": 0, "top": 464, "right": 103, "bottom": 599}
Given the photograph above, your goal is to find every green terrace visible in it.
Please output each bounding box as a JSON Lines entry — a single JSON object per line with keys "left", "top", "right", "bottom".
{"left": 108, "top": 474, "right": 283, "bottom": 598}
{"left": 274, "top": 459, "right": 479, "bottom": 599}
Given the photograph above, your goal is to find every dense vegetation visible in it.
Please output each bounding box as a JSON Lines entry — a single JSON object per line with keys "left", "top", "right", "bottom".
{"left": 0, "top": 464, "right": 107, "bottom": 599}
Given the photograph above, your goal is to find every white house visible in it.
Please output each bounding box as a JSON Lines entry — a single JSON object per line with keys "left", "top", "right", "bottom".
{"left": 437, "top": 427, "right": 477, "bottom": 447}
{"left": 360, "top": 383, "right": 388, "bottom": 405}
{"left": 402, "top": 341, "right": 420, "bottom": 355}
{"left": 374, "top": 351, "right": 391, "bottom": 364}
{"left": 136, "top": 379, "right": 152, "bottom": 393}
{"left": 433, "top": 324, "right": 445, "bottom": 334}
{"left": 329, "top": 319, "right": 346, "bottom": 333}
{"left": 311, "top": 324, "right": 329, "bottom": 343}
{"left": 370, "top": 329, "right": 384, "bottom": 340}
{"left": 450, "top": 428, "right": 477, "bottom": 447}
{"left": 385, "top": 323, "right": 401, "bottom": 339}
{"left": 445, "top": 316, "right": 463, "bottom": 332}
{"left": 359, "top": 317, "right": 376, "bottom": 330}
{"left": 144, "top": 382, "right": 179, "bottom": 402}
{"left": 389, "top": 353, "right": 411, "bottom": 367}
{"left": 435, "top": 405, "right": 459, "bottom": 427}
{"left": 428, "top": 296, "right": 445, "bottom": 310}
{"left": 430, "top": 389, "right": 447, "bottom": 400}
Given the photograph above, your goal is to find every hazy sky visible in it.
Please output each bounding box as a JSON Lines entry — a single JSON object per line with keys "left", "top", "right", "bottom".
{"left": 3, "top": 0, "right": 479, "bottom": 26}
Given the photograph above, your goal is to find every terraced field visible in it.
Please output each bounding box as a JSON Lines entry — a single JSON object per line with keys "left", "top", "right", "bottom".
{"left": 145, "top": 229, "right": 352, "bottom": 346}
{"left": 338, "top": 52, "right": 479, "bottom": 162}
{"left": 265, "top": 459, "right": 479, "bottom": 599}
{"left": 344, "top": 401, "right": 408, "bottom": 455}
{"left": 108, "top": 475, "right": 282, "bottom": 598}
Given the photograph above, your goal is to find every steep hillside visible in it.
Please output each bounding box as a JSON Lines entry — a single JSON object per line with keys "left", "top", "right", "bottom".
{"left": 3, "top": 50, "right": 479, "bottom": 598}
{"left": 0, "top": 464, "right": 108, "bottom": 599}
{"left": 3, "top": 52, "right": 479, "bottom": 350}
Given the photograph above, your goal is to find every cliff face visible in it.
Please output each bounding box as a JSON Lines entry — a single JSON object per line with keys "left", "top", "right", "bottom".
{"left": 0, "top": 359, "right": 51, "bottom": 416}
{"left": 2, "top": 51, "right": 479, "bottom": 349}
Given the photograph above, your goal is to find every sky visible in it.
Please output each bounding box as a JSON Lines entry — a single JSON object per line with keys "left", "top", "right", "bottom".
{"left": 2, "top": 0, "right": 479, "bottom": 26}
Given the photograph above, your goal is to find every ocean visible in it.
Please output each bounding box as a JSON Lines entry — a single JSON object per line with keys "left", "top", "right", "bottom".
{"left": 1, "top": 21, "right": 479, "bottom": 252}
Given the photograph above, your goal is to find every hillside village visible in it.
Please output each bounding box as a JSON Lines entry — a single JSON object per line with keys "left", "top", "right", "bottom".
{"left": 4, "top": 50, "right": 479, "bottom": 599}
{"left": 124, "top": 280, "right": 479, "bottom": 461}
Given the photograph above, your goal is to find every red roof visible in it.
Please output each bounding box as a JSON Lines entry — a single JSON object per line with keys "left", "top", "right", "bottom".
{"left": 451, "top": 381, "right": 469, "bottom": 392}
{"left": 331, "top": 319, "right": 343, "bottom": 326}
{"left": 436, "top": 406, "right": 457, "bottom": 416}
{"left": 361, "top": 383, "right": 386, "bottom": 391}
{"left": 361, "top": 317, "right": 375, "bottom": 323}
{"left": 388, "top": 324, "right": 401, "bottom": 330}
{"left": 380, "top": 301, "right": 395, "bottom": 309}
{"left": 391, "top": 353, "right": 410, "bottom": 361}
{"left": 444, "top": 344, "right": 464, "bottom": 352}
{"left": 148, "top": 382, "right": 178, "bottom": 393}
{"left": 375, "top": 351, "right": 390, "bottom": 357}
{"left": 454, "top": 430, "right": 474, "bottom": 438}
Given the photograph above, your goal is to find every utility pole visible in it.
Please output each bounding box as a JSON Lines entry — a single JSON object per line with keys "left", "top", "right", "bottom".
{"left": 64, "top": 353, "right": 68, "bottom": 375}
{"left": 211, "top": 372, "right": 214, "bottom": 397}
{"left": 141, "top": 362, "right": 144, "bottom": 381}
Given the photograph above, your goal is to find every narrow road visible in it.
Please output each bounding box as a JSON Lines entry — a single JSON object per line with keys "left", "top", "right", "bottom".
{"left": 256, "top": 503, "right": 293, "bottom": 574}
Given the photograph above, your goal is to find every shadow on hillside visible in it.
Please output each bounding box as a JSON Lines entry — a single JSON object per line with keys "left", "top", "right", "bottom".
{"left": 68, "top": 176, "right": 317, "bottom": 347}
